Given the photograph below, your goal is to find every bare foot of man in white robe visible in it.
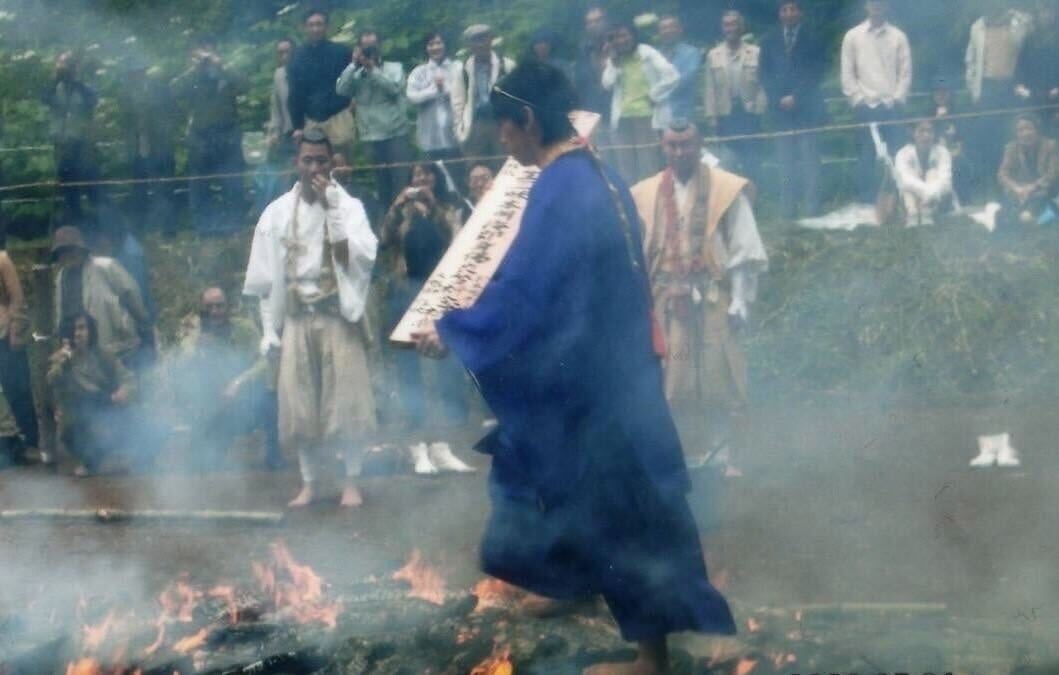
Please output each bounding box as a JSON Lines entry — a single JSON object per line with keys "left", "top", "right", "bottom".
{"left": 340, "top": 483, "right": 364, "bottom": 508}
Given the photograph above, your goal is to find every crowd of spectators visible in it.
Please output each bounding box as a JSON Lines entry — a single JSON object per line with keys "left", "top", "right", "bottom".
{"left": 3, "top": 0, "right": 1059, "bottom": 479}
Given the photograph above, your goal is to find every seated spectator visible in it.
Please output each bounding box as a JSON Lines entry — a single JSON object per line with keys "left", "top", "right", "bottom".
{"left": 380, "top": 163, "right": 474, "bottom": 475}
{"left": 47, "top": 312, "right": 135, "bottom": 476}
{"left": 894, "top": 120, "right": 954, "bottom": 226}
{"left": 51, "top": 225, "right": 151, "bottom": 367}
{"left": 929, "top": 77, "right": 974, "bottom": 203}
{"left": 997, "top": 114, "right": 1059, "bottom": 227}
{"left": 171, "top": 287, "right": 283, "bottom": 471}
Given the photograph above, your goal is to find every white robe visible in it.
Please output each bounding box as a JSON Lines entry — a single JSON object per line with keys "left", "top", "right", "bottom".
{"left": 243, "top": 184, "right": 377, "bottom": 335}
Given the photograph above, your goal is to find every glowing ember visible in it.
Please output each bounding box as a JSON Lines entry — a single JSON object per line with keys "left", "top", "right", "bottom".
{"left": 208, "top": 585, "right": 239, "bottom": 623}
{"left": 173, "top": 627, "right": 209, "bottom": 654}
{"left": 81, "top": 610, "right": 117, "bottom": 653}
{"left": 472, "top": 577, "right": 521, "bottom": 612}
{"left": 65, "top": 658, "right": 103, "bottom": 675}
{"left": 470, "top": 645, "right": 514, "bottom": 675}
{"left": 392, "top": 548, "right": 447, "bottom": 606}
{"left": 254, "top": 540, "right": 340, "bottom": 628}
{"left": 734, "top": 657, "right": 759, "bottom": 675}
{"left": 746, "top": 616, "right": 762, "bottom": 633}
{"left": 158, "top": 578, "right": 201, "bottom": 623}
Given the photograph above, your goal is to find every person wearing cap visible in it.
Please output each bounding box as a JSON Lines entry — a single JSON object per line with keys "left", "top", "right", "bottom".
{"left": 0, "top": 228, "right": 37, "bottom": 464}
{"left": 243, "top": 129, "right": 378, "bottom": 509}
{"left": 632, "top": 120, "right": 767, "bottom": 477}
{"left": 52, "top": 225, "right": 150, "bottom": 367}
{"left": 450, "top": 24, "right": 516, "bottom": 168}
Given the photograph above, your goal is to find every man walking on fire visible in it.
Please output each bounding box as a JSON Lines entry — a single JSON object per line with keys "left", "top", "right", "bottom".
{"left": 412, "top": 62, "right": 735, "bottom": 675}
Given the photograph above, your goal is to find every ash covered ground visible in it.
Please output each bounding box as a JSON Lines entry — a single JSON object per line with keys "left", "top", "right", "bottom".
{"left": 1, "top": 402, "right": 1057, "bottom": 673}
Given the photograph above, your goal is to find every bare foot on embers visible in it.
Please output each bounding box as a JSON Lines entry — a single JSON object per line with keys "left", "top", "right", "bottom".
{"left": 340, "top": 484, "right": 364, "bottom": 508}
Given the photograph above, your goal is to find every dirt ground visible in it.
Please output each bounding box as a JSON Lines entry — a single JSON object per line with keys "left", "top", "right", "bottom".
{"left": 1, "top": 401, "right": 1057, "bottom": 671}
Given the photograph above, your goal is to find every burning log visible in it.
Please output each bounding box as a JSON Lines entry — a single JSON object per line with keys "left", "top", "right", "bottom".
{"left": 0, "top": 509, "right": 285, "bottom": 525}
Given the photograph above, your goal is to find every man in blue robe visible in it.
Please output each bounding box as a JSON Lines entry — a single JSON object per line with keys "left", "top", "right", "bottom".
{"left": 413, "top": 62, "right": 735, "bottom": 674}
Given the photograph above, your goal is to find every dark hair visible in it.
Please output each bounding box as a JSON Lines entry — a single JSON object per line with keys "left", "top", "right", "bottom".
{"left": 59, "top": 312, "right": 98, "bottom": 349}
{"left": 422, "top": 30, "right": 445, "bottom": 51}
{"left": 778, "top": 0, "right": 802, "bottom": 9}
{"left": 1014, "top": 113, "right": 1042, "bottom": 132}
{"left": 608, "top": 18, "right": 641, "bottom": 45}
{"left": 410, "top": 162, "right": 457, "bottom": 206}
{"left": 490, "top": 61, "right": 577, "bottom": 146}
{"left": 359, "top": 29, "right": 380, "bottom": 43}
{"left": 297, "top": 128, "right": 333, "bottom": 154}
{"left": 277, "top": 37, "right": 295, "bottom": 47}
{"left": 303, "top": 8, "right": 328, "bottom": 24}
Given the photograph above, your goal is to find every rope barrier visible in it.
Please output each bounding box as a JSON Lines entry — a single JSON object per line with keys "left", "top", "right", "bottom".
{"left": 2, "top": 102, "right": 1057, "bottom": 197}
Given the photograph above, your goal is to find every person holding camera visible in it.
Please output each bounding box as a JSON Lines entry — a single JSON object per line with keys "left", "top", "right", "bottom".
{"left": 336, "top": 31, "right": 413, "bottom": 208}
{"left": 380, "top": 162, "right": 474, "bottom": 475}
{"left": 171, "top": 35, "right": 246, "bottom": 235}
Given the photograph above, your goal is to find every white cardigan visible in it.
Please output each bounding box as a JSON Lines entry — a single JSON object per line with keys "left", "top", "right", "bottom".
{"left": 965, "top": 11, "right": 1032, "bottom": 102}
{"left": 601, "top": 43, "right": 680, "bottom": 131}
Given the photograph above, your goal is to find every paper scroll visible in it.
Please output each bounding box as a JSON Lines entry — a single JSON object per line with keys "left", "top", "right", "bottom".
{"left": 390, "top": 111, "right": 600, "bottom": 344}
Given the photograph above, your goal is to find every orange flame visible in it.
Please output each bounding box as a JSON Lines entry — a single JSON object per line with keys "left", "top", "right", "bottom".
{"left": 81, "top": 610, "right": 117, "bottom": 653}
{"left": 472, "top": 577, "right": 521, "bottom": 613}
{"left": 254, "top": 540, "right": 340, "bottom": 628}
{"left": 65, "top": 658, "right": 103, "bottom": 675}
{"left": 392, "top": 549, "right": 447, "bottom": 606}
{"left": 470, "top": 645, "right": 514, "bottom": 675}
{"left": 173, "top": 628, "right": 209, "bottom": 654}
{"left": 734, "top": 657, "right": 759, "bottom": 675}
{"left": 158, "top": 579, "right": 201, "bottom": 623}
{"left": 208, "top": 585, "right": 239, "bottom": 624}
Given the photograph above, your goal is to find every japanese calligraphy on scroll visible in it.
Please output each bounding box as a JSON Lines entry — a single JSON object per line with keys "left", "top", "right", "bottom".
{"left": 390, "top": 111, "right": 600, "bottom": 344}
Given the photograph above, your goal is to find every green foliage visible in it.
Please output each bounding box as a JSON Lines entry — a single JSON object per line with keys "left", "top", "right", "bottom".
{"left": 747, "top": 219, "right": 1059, "bottom": 405}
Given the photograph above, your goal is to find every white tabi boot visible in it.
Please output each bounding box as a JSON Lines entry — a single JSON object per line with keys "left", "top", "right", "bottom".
{"left": 428, "top": 442, "right": 476, "bottom": 473}
{"left": 410, "top": 442, "right": 438, "bottom": 475}
{"left": 970, "top": 435, "right": 1000, "bottom": 467}
{"left": 995, "top": 433, "right": 1021, "bottom": 468}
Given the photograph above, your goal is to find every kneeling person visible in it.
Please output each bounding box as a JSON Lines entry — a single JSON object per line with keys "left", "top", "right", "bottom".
{"left": 243, "top": 129, "right": 379, "bottom": 508}
{"left": 172, "top": 287, "right": 283, "bottom": 470}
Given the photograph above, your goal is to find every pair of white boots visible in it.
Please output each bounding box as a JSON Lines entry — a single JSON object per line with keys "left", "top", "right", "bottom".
{"left": 409, "top": 441, "right": 475, "bottom": 475}
{"left": 970, "top": 433, "right": 1021, "bottom": 468}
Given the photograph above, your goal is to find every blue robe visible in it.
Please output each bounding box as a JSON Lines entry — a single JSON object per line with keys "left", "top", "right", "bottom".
{"left": 437, "top": 149, "right": 736, "bottom": 641}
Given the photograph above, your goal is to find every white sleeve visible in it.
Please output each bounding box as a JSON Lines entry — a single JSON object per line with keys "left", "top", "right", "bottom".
{"left": 601, "top": 57, "right": 619, "bottom": 90}
{"left": 406, "top": 65, "right": 440, "bottom": 104}
{"left": 331, "top": 191, "right": 378, "bottom": 323}
{"left": 243, "top": 205, "right": 276, "bottom": 299}
{"left": 723, "top": 193, "right": 768, "bottom": 278}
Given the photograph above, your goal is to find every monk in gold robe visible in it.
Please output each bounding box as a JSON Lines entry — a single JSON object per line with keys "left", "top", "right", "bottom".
{"left": 632, "top": 121, "right": 767, "bottom": 475}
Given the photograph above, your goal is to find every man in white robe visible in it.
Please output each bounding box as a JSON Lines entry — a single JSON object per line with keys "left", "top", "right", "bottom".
{"left": 244, "top": 129, "right": 378, "bottom": 508}
{"left": 894, "top": 119, "right": 954, "bottom": 226}
{"left": 632, "top": 121, "right": 768, "bottom": 476}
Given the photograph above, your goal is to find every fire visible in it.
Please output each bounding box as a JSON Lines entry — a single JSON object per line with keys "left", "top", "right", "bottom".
{"left": 65, "top": 658, "right": 103, "bottom": 675}
{"left": 208, "top": 585, "right": 239, "bottom": 623}
{"left": 470, "top": 645, "right": 514, "bottom": 675}
{"left": 158, "top": 578, "right": 201, "bottom": 623}
{"left": 472, "top": 577, "right": 521, "bottom": 612}
{"left": 734, "top": 657, "right": 759, "bottom": 675}
{"left": 81, "top": 610, "right": 117, "bottom": 653}
{"left": 173, "top": 627, "right": 209, "bottom": 654}
{"left": 253, "top": 540, "right": 340, "bottom": 628}
{"left": 392, "top": 549, "right": 447, "bottom": 606}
